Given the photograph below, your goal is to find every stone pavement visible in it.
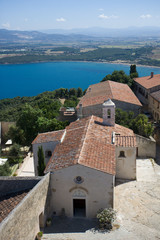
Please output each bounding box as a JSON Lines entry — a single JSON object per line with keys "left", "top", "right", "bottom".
{"left": 42, "top": 158, "right": 160, "bottom": 240}
{"left": 16, "top": 152, "right": 35, "bottom": 176}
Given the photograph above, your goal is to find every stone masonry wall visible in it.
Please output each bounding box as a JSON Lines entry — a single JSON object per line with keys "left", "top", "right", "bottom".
{"left": 136, "top": 134, "right": 156, "bottom": 158}
{"left": 0, "top": 173, "right": 50, "bottom": 240}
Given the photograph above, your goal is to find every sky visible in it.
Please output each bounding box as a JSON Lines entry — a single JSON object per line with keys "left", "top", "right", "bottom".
{"left": 1, "top": 0, "right": 160, "bottom": 31}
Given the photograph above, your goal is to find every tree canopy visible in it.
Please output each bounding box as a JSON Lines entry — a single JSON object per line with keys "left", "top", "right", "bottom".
{"left": 101, "top": 70, "right": 133, "bottom": 87}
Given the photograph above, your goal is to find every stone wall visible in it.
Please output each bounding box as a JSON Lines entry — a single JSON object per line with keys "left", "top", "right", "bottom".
{"left": 136, "top": 134, "right": 156, "bottom": 158}
{"left": 33, "top": 141, "right": 59, "bottom": 176}
{"left": 77, "top": 100, "right": 141, "bottom": 119}
{"left": 0, "top": 174, "right": 50, "bottom": 240}
{"left": 148, "top": 95, "right": 160, "bottom": 122}
{"left": 115, "top": 147, "right": 137, "bottom": 180}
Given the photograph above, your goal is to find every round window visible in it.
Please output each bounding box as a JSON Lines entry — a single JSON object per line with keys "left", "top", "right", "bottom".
{"left": 74, "top": 176, "right": 83, "bottom": 184}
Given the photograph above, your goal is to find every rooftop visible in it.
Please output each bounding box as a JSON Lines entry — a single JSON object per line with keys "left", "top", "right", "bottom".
{"left": 45, "top": 116, "right": 136, "bottom": 175}
{"left": 0, "top": 190, "right": 29, "bottom": 223}
{"left": 134, "top": 74, "right": 160, "bottom": 89}
{"left": 77, "top": 80, "right": 141, "bottom": 108}
{"left": 0, "top": 177, "right": 41, "bottom": 223}
{"left": 150, "top": 90, "right": 160, "bottom": 102}
{"left": 32, "top": 129, "right": 65, "bottom": 144}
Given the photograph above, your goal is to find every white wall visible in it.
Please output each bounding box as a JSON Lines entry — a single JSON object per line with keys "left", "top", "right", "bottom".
{"left": 50, "top": 165, "right": 114, "bottom": 218}
{"left": 33, "top": 141, "right": 59, "bottom": 176}
{"left": 116, "top": 147, "right": 136, "bottom": 180}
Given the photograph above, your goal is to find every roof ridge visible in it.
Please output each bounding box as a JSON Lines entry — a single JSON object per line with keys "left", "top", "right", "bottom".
{"left": 78, "top": 116, "right": 93, "bottom": 164}
{"left": 107, "top": 81, "right": 114, "bottom": 99}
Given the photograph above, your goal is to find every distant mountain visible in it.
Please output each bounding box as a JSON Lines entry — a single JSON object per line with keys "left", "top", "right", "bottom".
{"left": 0, "top": 29, "right": 99, "bottom": 43}
{"left": 41, "top": 26, "right": 160, "bottom": 38}
{"left": 1, "top": 27, "right": 160, "bottom": 44}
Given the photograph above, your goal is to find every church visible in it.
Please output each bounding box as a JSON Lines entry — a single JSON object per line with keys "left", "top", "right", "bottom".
{"left": 32, "top": 99, "right": 137, "bottom": 218}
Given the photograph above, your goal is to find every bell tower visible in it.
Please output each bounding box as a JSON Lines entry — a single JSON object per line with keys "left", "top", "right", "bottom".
{"left": 102, "top": 99, "right": 115, "bottom": 126}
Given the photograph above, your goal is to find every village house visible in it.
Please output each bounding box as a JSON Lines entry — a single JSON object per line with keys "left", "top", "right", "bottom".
{"left": 33, "top": 99, "right": 137, "bottom": 218}
{"left": 134, "top": 72, "right": 160, "bottom": 106}
{"left": 76, "top": 80, "right": 142, "bottom": 119}
{"left": 148, "top": 90, "right": 160, "bottom": 122}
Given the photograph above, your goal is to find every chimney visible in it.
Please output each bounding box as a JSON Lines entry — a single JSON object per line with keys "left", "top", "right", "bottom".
{"left": 151, "top": 72, "right": 154, "bottom": 78}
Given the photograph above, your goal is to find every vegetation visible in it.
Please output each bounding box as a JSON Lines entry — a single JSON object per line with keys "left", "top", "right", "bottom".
{"left": 101, "top": 70, "right": 133, "bottom": 87}
{"left": 97, "top": 208, "right": 116, "bottom": 229}
{"left": 0, "top": 162, "right": 11, "bottom": 176}
{"left": 115, "top": 109, "right": 154, "bottom": 138}
{"left": 1, "top": 43, "right": 160, "bottom": 67}
{"left": 37, "top": 146, "right": 45, "bottom": 176}
{"left": 0, "top": 87, "right": 82, "bottom": 122}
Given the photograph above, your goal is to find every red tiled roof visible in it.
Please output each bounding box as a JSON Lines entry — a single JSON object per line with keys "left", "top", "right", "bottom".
{"left": 115, "top": 136, "right": 136, "bottom": 147}
{"left": 32, "top": 130, "right": 65, "bottom": 144}
{"left": 0, "top": 190, "right": 29, "bottom": 223}
{"left": 134, "top": 74, "right": 160, "bottom": 89}
{"left": 45, "top": 116, "right": 136, "bottom": 175}
{"left": 77, "top": 80, "right": 141, "bottom": 108}
{"left": 150, "top": 90, "right": 160, "bottom": 102}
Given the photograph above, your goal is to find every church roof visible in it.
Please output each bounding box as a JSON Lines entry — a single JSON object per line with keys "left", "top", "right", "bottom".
{"left": 134, "top": 74, "right": 160, "bottom": 89}
{"left": 32, "top": 129, "right": 65, "bottom": 144}
{"left": 77, "top": 80, "right": 141, "bottom": 108}
{"left": 45, "top": 116, "right": 136, "bottom": 175}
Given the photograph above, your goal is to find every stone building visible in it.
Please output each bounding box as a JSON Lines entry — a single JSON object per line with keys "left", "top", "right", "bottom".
{"left": 134, "top": 72, "right": 160, "bottom": 106}
{"left": 32, "top": 99, "right": 137, "bottom": 218}
{"left": 76, "top": 80, "right": 142, "bottom": 119}
{"left": 148, "top": 90, "right": 160, "bottom": 122}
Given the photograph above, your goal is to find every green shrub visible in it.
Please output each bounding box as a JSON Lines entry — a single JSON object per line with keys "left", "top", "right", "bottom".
{"left": 97, "top": 208, "right": 116, "bottom": 229}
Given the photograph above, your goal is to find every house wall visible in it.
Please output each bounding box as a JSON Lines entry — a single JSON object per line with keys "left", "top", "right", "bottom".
{"left": 115, "top": 147, "right": 136, "bottom": 180}
{"left": 50, "top": 165, "right": 114, "bottom": 218}
{"left": 77, "top": 100, "right": 141, "bottom": 119}
{"left": 33, "top": 141, "right": 59, "bottom": 176}
{"left": 134, "top": 82, "right": 149, "bottom": 105}
{"left": 0, "top": 174, "right": 50, "bottom": 240}
{"left": 148, "top": 95, "right": 160, "bottom": 122}
{"left": 136, "top": 134, "right": 156, "bottom": 158}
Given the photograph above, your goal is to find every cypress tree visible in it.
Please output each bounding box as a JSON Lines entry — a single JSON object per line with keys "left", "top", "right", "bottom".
{"left": 37, "top": 146, "right": 46, "bottom": 176}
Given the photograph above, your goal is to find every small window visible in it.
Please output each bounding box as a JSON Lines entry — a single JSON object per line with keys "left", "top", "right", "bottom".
{"left": 119, "top": 151, "right": 125, "bottom": 158}
{"left": 45, "top": 150, "right": 52, "bottom": 158}
{"left": 107, "top": 109, "right": 111, "bottom": 118}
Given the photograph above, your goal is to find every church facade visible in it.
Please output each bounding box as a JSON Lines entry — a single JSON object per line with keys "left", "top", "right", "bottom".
{"left": 32, "top": 99, "right": 137, "bottom": 218}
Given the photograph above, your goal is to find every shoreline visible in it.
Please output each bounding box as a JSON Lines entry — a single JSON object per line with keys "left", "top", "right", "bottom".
{"left": 1, "top": 59, "right": 160, "bottom": 69}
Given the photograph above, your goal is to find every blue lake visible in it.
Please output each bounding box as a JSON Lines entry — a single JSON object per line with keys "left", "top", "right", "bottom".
{"left": 0, "top": 61, "right": 160, "bottom": 99}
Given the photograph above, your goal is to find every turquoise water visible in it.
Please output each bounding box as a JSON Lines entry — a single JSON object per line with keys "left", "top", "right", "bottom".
{"left": 0, "top": 61, "right": 160, "bottom": 99}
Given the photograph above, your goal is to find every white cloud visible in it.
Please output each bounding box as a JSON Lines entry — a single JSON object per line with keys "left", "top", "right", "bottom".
{"left": 98, "top": 14, "right": 118, "bottom": 20}
{"left": 99, "top": 8, "right": 104, "bottom": 11}
{"left": 24, "top": 18, "right": 28, "bottom": 22}
{"left": 56, "top": 17, "right": 66, "bottom": 22}
{"left": 140, "top": 14, "right": 152, "bottom": 19}
{"left": 2, "top": 22, "right": 10, "bottom": 29}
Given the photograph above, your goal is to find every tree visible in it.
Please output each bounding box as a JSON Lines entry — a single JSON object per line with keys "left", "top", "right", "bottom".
{"left": 16, "top": 104, "right": 42, "bottom": 145}
{"left": 130, "top": 64, "right": 138, "bottom": 78}
{"left": 77, "top": 87, "right": 83, "bottom": 97}
{"left": 37, "top": 146, "right": 46, "bottom": 176}
{"left": 7, "top": 125, "right": 25, "bottom": 145}
{"left": 0, "top": 162, "right": 11, "bottom": 176}
{"left": 131, "top": 114, "right": 153, "bottom": 138}
{"left": 101, "top": 70, "right": 133, "bottom": 87}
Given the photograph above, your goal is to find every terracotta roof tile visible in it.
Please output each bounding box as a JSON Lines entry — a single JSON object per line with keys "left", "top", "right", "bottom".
{"left": 32, "top": 130, "right": 65, "bottom": 144}
{"left": 0, "top": 190, "right": 29, "bottom": 223}
{"left": 134, "top": 74, "right": 160, "bottom": 89}
{"left": 77, "top": 80, "right": 141, "bottom": 108}
{"left": 45, "top": 116, "right": 136, "bottom": 175}
{"left": 150, "top": 90, "right": 160, "bottom": 102}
